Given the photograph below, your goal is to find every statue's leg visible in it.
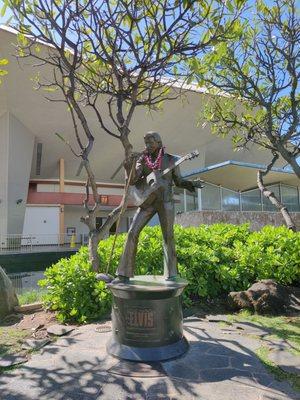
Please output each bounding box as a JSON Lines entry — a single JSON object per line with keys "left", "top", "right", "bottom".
{"left": 157, "top": 201, "right": 177, "bottom": 279}
{"left": 117, "top": 205, "right": 156, "bottom": 277}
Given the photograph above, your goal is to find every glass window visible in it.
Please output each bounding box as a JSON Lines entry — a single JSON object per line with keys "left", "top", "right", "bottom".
{"left": 262, "top": 185, "right": 280, "bottom": 211}
{"left": 201, "top": 183, "right": 221, "bottom": 210}
{"left": 281, "top": 185, "right": 300, "bottom": 212}
{"left": 221, "top": 188, "right": 240, "bottom": 211}
{"left": 96, "top": 217, "right": 103, "bottom": 231}
{"left": 109, "top": 222, "right": 117, "bottom": 235}
{"left": 241, "top": 189, "right": 262, "bottom": 211}
{"left": 186, "top": 191, "right": 198, "bottom": 212}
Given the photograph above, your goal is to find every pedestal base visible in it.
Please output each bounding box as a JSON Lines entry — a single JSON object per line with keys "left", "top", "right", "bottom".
{"left": 107, "top": 336, "right": 188, "bottom": 362}
{"left": 107, "top": 275, "right": 188, "bottom": 362}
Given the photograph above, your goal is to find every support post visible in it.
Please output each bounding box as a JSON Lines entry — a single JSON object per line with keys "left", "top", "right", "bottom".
{"left": 59, "top": 158, "right": 65, "bottom": 245}
{"left": 197, "top": 188, "right": 202, "bottom": 211}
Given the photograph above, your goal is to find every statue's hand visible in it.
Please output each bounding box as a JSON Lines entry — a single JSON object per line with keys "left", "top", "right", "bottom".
{"left": 124, "top": 152, "right": 141, "bottom": 169}
{"left": 186, "top": 181, "right": 196, "bottom": 192}
{"left": 193, "top": 180, "right": 205, "bottom": 189}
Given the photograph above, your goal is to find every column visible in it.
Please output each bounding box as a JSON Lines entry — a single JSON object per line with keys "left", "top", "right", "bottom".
{"left": 59, "top": 158, "right": 65, "bottom": 244}
{"left": 3, "top": 113, "right": 35, "bottom": 235}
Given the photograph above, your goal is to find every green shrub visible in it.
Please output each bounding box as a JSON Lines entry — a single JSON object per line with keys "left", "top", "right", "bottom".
{"left": 40, "top": 224, "right": 300, "bottom": 323}
{"left": 39, "top": 247, "right": 111, "bottom": 323}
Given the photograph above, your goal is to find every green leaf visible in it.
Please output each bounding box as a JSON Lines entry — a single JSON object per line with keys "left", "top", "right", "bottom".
{"left": 0, "top": 59, "right": 9, "bottom": 66}
{"left": 0, "top": 2, "right": 7, "bottom": 17}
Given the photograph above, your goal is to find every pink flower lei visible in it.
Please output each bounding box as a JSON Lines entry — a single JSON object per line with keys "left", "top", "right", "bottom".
{"left": 143, "top": 146, "right": 165, "bottom": 170}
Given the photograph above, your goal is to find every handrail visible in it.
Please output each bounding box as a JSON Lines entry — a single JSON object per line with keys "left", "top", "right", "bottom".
{"left": 0, "top": 233, "right": 87, "bottom": 254}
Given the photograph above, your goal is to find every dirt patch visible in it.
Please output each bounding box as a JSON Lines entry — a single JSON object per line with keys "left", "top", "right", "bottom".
{"left": 0, "top": 309, "right": 58, "bottom": 358}
{"left": 16, "top": 310, "right": 57, "bottom": 330}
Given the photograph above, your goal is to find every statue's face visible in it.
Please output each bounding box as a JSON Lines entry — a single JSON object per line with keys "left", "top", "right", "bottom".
{"left": 145, "top": 136, "right": 160, "bottom": 154}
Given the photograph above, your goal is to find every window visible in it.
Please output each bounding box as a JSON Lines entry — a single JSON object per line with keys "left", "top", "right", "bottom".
{"left": 281, "top": 185, "right": 300, "bottom": 212}
{"left": 109, "top": 222, "right": 117, "bottom": 235}
{"left": 241, "top": 189, "right": 262, "bottom": 211}
{"left": 201, "top": 183, "right": 221, "bottom": 210}
{"left": 96, "top": 217, "right": 103, "bottom": 231}
{"left": 186, "top": 191, "right": 198, "bottom": 211}
{"left": 221, "top": 188, "right": 240, "bottom": 211}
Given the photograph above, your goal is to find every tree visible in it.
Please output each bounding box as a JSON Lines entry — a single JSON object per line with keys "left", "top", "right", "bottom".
{"left": 6, "top": 0, "right": 244, "bottom": 270}
{"left": 190, "top": 0, "right": 299, "bottom": 230}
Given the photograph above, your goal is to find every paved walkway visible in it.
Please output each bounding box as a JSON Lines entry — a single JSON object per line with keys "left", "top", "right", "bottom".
{"left": 0, "top": 316, "right": 299, "bottom": 400}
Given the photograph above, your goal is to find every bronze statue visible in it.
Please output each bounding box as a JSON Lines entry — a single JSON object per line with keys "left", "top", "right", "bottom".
{"left": 114, "top": 131, "right": 199, "bottom": 283}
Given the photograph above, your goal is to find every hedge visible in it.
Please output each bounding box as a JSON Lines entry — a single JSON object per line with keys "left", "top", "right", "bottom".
{"left": 39, "top": 224, "right": 300, "bottom": 323}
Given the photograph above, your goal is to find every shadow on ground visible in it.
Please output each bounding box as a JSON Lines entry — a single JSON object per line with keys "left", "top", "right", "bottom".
{"left": 0, "top": 320, "right": 298, "bottom": 400}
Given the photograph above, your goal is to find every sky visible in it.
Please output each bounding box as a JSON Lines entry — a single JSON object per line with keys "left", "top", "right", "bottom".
{"left": 0, "top": 1, "right": 12, "bottom": 26}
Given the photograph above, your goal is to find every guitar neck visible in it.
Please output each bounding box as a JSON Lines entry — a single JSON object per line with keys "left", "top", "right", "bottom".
{"left": 161, "top": 155, "right": 187, "bottom": 177}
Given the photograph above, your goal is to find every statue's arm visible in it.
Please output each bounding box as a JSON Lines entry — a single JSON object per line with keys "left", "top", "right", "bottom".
{"left": 172, "top": 166, "right": 195, "bottom": 192}
{"left": 124, "top": 155, "right": 144, "bottom": 185}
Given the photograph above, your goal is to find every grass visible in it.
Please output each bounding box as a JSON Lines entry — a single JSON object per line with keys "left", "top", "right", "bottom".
{"left": 227, "top": 310, "right": 300, "bottom": 351}
{"left": 256, "top": 345, "right": 300, "bottom": 392}
{"left": 0, "top": 289, "right": 46, "bottom": 374}
{"left": 226, "top": 310, "right": 300, "bottom": 392}
{"left": 0, "top": 326, "right": 44, "bottom": 374}
{"left": 18, "top": 290, "right": 46, "bottom": 306}
{"left": 0, "top": 327, "right": 30, "bottom": 357}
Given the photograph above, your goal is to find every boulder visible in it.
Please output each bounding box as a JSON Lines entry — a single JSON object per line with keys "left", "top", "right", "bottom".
{"left": 47, "top": 324, "right": 74, "bottom": 336}
{"left": 228, "top": 279, "right": 299, "bottom": 315}
{"left": 0, "top": 266, "right": 19, "bottom": 320}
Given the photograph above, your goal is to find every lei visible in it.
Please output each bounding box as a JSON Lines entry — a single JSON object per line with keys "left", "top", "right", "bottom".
{"left": 143, "top": 147, "right": 165, "bottom": 170}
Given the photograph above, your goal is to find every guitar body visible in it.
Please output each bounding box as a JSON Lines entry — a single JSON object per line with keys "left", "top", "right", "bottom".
{"left": 128, "top": 170, "right": 165, "bottom": 208}
{"left": 128, "top": 150, "right": 199, "bottom": 208}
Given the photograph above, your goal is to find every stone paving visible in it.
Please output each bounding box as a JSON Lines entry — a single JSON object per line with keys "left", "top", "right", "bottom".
{"left": 0, "top": 316, "right": 299, "bottom": 400}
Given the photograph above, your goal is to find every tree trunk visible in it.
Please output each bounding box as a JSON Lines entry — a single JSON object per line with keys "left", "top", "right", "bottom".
{"left": 257, "top": 170, "right": 296, "bottom": 231}
{"left": 275, "top": 142, "right": 300, "bottom": 180}
{"left": 88, "top": 230, "right": 100, "bottom": 272}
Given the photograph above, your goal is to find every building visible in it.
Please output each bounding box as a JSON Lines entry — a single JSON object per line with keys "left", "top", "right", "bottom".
{"left": 0, "top": 25, "right": 299, "bottom": 253}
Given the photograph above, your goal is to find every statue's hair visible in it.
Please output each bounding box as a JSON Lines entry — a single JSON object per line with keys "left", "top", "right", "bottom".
{"left": 144, "top": 131, "right": 162, "bottom": 147}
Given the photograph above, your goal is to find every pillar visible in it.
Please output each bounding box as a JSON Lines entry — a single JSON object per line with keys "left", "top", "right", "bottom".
{"left": 59, "top": 158, "right": 65, "bottom": 244}
{"left": 0, "top": 112, "right": 34, "bottom": 237}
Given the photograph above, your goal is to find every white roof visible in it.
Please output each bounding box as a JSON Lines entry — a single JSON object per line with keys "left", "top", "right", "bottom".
{"left": 0, "top": 25, "right": 275, "bottom": 184}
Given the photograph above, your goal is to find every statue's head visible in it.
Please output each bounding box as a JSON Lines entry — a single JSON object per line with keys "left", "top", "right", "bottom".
{"left": 144, "top": 131, "right": 162, "bottom": 154}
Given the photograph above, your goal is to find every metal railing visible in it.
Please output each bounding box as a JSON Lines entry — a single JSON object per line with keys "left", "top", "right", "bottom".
{"left": 0, "top": 233, "right": 87, "bottom": 254}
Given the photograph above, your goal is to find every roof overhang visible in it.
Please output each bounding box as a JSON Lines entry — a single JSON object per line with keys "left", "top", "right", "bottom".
{"left": 0, "top": 25, "right": 279, "bottom": 183}
{"left": 185, "top": 160, "right": 299, "bottom": 191}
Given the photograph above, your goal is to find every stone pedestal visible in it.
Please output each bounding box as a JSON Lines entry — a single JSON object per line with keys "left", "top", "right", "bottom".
{"left": 107, "top": 275, "right": 188, "bottom": 362}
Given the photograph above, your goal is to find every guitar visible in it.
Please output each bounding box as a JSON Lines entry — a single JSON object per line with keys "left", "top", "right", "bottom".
{"left": 128, "top": 150, "right": 201, "bottom": 208}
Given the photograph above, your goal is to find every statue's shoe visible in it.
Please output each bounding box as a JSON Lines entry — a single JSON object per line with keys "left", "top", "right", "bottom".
{"left": 95, "top": 273, "right": 114, "bottom": 283}
{"left": 165, "top": 275, "right": 180, "bottom": 282}
{"left": 111, "top": 275, "right": 130, "bottom": 284}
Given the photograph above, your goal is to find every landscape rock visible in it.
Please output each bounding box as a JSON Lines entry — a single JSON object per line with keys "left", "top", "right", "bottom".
{"left": 206, "top": 314, "right": 229, "bottom": 323}
{"left": 268, "top": 349, "right": 300, "bottom": 375}
{"left": 2, "top": 313, "right": 23, "bottom": 324}
{"left": 228, "top": 280, "right": 300, "bottom": 315}
{"left": 14, "top": 302, "right": 43, "bottom": 313}
{"left": 22, "top": 338, "right": 51, "bottom": 350}
{"left": 47, "top": 324, "right": 74, "bottom": 336}
{"left": 265, "top": 338, "right": 294, "bottom": 352}
{"left": 232, "top": 323, "right": 269, "bottom": 337}
{"left": 0, "top": 266, "right": 19, "bottom": 320}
